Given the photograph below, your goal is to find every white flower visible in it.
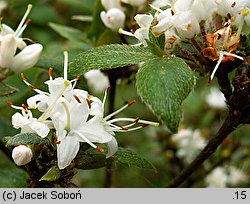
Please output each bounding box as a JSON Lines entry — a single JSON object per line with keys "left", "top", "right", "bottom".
{"left": 121, "top": 0, "right": 145, "bottom": 6}
{"left": 0, "top": 4, "right": 43, "bottom": 74}
{"left": 84, "top": 70, "right": 109, "bottom": 94}
{"left": 100, "top": 8, "right": 126, "bottom": 31}
{"left": 227, "top": 166, "right": 248, "bottom": 186}
{"left": 8, "top": 101, "right": 50, "bottom": 138}
{"left": 88, "top": 88, "right": 159, "bottom": 157}
{"left": 205, "top": 167, "right": 228, "bottom": 188}
{"left": 12, "top": 145, "right": 33, "bottom": 166}
{"left": 191, "top": 0, "right": 217, "bottom": 22}
{"left": 206, "top": 87, "right": 226, "bottom": 109}
{"left": 101, "top": 0, "right": 122, "bottom": 10}
{"left": 171, "top": 129, "right": 206, "bottom": 163}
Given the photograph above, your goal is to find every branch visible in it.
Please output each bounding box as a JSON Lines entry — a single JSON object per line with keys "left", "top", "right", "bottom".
{"left": 167, "top": 114, "right": 240, "bottom": 188}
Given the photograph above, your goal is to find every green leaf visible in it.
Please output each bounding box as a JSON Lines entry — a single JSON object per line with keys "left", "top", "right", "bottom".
{"left": 136, "top": 57, "right": 196, "bottom": 133}
{"left": 69, "top": 44, "right": 157, "bottom": 76}
{"left": 49, "top": 22, "right": 90, "bottom": 43}
{"left": 96, "top": 29, "right": 122, "bottom": 46}
{"left": 0, "top": 165, "right": 29, "bottom": 187}
{"left": 40, "top": 165, "right": 61, "bottom": 181}
{"left": 114, "top": 147, "right": 155, "bottom": 170}
{"left": 0, "top": 82, "right": 18, "bottom": 97}
{"left": 6, "top": 133, "right": 50, "bottom": 147}
{"left": 73, "top": 148, "right": 106, "bottom": 169}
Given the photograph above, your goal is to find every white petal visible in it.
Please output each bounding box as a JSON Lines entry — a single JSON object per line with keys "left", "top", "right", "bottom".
{"left": 57, "top": 134, "right": 80, "bottom": 169}
{"left": 134, "top": 27, "right": 149, "bottom": 46}
{"left": 134, "top": 13, "right": 153, "bottom": 28}
{"left": 10, "top": 44, "right": 43, "bottom": 73}
{"left": 29, "top": 121, "right": 50, "bottom": 138}
{"left": 121, "top": 0, "right": 145, "bottom": 6}
{"left": 27, "top": 94, "right": 49, "bottom": 111}
{"left": 0, "top": 34, "right": 17, "bottom": 68}
{"left": 106, "top": 137, "right": 118, "bottom": 158}
{"left": 101, "top": 0, "right": 122, "bottom": 10}
{"left": 77, "top": 123, "right": 113, "bottom": 143}
{"left": 89, "top": 96, "right": 104, "bottom": 117}
{"left": 12, "top": 112, "right": 30, "bottom": 129}
{"left": 0, "top": 24, "right": 15, "bottom": 36}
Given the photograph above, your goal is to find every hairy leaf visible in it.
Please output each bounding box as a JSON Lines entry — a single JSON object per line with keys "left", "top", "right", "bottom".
{"left": 0, "top": 82, "right": 18, "bottom": 97}
{"left": 39, "top": 165, "right": 61, "bottom": 181}
{"left": 69, "top": 44, "right": 157, "bottom": 76}
{"left": 136, "top": 57, "right": 195, "bottom": 133}
{"left": 6, "top": 133, "right": 50, "bottom": 147}
{"left": 114, "top": 147, "right": 155, "bottom": 170}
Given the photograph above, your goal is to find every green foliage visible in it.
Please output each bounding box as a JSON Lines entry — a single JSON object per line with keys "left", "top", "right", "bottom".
{"left": 6, "top": 133, "right": 50, "bottom": 147}
{"left": 0, "top": 82, "right": 18, "bottom": 97}
{"left": 0, "top": 165, "right": 29, "bottom": 187}
{"left": 49, "top": 22, "right": 90, "bottom": 43}
{"left": 40, "top": 165, "right": 61, "bottom": 181}
{"left": 113, "top": 147, "right": 156, "bottom": 170}
{"left": 69, "top": 44, "right": 158, "bottom": 75}
{"left": 136, "top": 56, "right": 196, "bottom": 133}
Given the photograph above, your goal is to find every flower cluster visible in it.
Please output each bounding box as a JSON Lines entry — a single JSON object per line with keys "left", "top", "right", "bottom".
{"left": 0, "top": 4, "right": 43, "bottom": 79}
{"left": 100, "top": 0, "right": 146, "bottom": 31}
{"left": 171, "top": 128, "right": 206, "bottom": 163}
{"left": 8, "top": 51, "right": 159, "bottom": 169}
{"left": 119, "top": 0, "right": 250, "bottom": 81}
{"left": 205, "top": 165, "right": 248, "bottom": 187}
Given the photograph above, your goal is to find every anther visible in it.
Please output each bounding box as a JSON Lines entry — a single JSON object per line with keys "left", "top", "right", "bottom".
{"left": 120, "top": 126, "right": 129, "bottom": 130}
{"left": 142, "top": 124, "right": 149, "bottom": 128}
{"left": 133, "top": 117, "right": 140, "bottom": 123}
{"left": 56, "top": 140, "right": 61, "bottom": 144}
{"left": 171, "top": 9, "right": 175, "bottom": 16}
{"left": 73, "top": 95, "right": 81, "bottom": 103}
{"left": 6, "top": 100, "right": 13, "bottom": 106}
{"left": 86, "top": 99, "right": 91, "bottom": 108}
{"left": 21, "top": 73, "right": 27, "bottom": 81}
{"left": 128, "top": 100, "right": 136, "bottom": 106}
{"left": 231, "top": 2, "right": 236, "bottom": 8}
{"left": 22, "top": 104, "right": 28, "bottom": 110}
{"left": 96, "top": 146, "right": 104, "bottom": 153}
{"left": 227, "top": 13, "right": 232, "bottom": 20}
{"left": 49, "top": 67, "right": 53, "bottom": 77}
{"left": 25, "top": 19, "right": 31, "bottom": 26}
{"left": 29, "top": 85, "right": 37, "bottom": 90}
{"left": 64, "top": 81, "right": 70, "bottom": 87}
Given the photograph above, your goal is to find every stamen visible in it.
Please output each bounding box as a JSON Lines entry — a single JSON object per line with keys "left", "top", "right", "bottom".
{"left": 102, "top": 86, "right": 110, "bottom": 111}
{"left": 56, "top": 140, "right": 61, "bottom": 144}
{"left": 231, "top": 2, "right": 236, "bottom": 8}
{"left": 16, "top": 19, "right": 31, "bottom": 37}
{"left": 104, "top": 100, "right": 136, "bottom": 121}
{"left": 142, "top": 124, "right": 149, "bottom": 128}
{"left": 15, "top": 4, "right": 32, "bottom": 36}
{"left": 107, "top": 117, "right": 159, "bottom": 127}
{"left": 210, "top": 52, "right": 224, "bottom": 81}
{"left": 6, "top": 100, "right": 23, "bottom": 110}
{"left": 73, "top": 130, "right": 104, "bottom": 152}
{"left": 6, "top": 100, "right": 13, "bottom": 106}
{"left": 64, "top": 51, "right": 68, "bottom": 81}
{"left": 118, "top": 28, "right": 135, "bottom": 37}
{"left": 62, "top": 102, "right": 71, "bottom": 131}
{"left": 22, "top": 104, "right": 28, "bottom": 110}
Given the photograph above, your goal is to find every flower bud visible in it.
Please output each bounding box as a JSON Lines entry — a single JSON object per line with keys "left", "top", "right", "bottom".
{"left": 12, "top": 145, "right": 33, "bottom": 166}
{"left": 100, "top": 8, "right": 126, "bottom": 31}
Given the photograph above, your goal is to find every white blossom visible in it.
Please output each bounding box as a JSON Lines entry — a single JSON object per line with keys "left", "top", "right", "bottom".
{"left": 205, "top": 87, "right": 227, "bottom": 109}
{"left": 12, "top": 145, "right": 33, "bottom": 166}
{"left": 205, "top": 167, "right": 228, "bottom": 188}
{"left": 227, "top": 166, "right": 248, "bottom": 186}
{"left": 84, "top": 70, "right": 109, "bottom": 94}
{"left": 100, "top": 8, "right": 126, "bottom": 31}
{"left": 101, "top": 0, "right": 122, "bottom": 10}
{"left": 171, "top": 129, "right": 206, "bottom": 163}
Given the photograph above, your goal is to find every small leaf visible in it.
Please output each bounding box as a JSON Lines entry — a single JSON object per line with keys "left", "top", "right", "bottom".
{"left": 136, "top": 57, "right": 196, "bottom": 133}
{"left": 49, "top": 22, "right": 90, "bottom": 43}
{"left": 69, "top": 44, "right": 157, "bottom": 76}
{"left": 0, "top": 82, "right": 18, "bottom": 97}
{"left": 114, "top": 147, "right": 155, "bottom": 170}
{"left": 40, "top": 165, "right": 61, "bottom": 181}
{"left": 0, "top": 165, "right": 29, "bottom": 187}
{"left": 6, "top": 133, "right": 50, "bottom": 147}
